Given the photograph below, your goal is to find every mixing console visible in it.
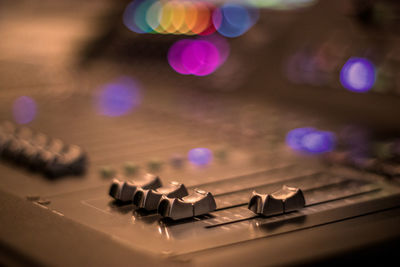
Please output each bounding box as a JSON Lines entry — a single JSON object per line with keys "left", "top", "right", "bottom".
{"left": 1, "top": 0, "right": 400, "bottom": 266}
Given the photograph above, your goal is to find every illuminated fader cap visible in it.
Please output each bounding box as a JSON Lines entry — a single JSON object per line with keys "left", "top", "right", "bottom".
{"left": 158, "top": 189, "right": 216, "bottom": 220}
{"left": 248, "top": 185, "right": 305, "bottom": 216}
{"left": 109, "top": 173, "right": 162, "bottom": 202}
{"left": 133, "top": 181, "right": 188, "bottom": 210}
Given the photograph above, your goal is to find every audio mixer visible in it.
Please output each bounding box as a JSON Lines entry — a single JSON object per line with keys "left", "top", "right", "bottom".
{"left": 1, "top": 0, "right": 400, "bottom": 266}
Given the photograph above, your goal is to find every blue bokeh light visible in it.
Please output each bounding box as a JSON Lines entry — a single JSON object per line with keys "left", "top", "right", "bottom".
{"left": 123, "top": 0, "right": 150, "bottom": 34}
{"left": 286, "top": 127, "right": 316, "bottom": 151}
{"left": 340, "top": 57, "right": 376, "bottom": 93}
{"left": 188, "top": 148, "right": 213, "bottom": 166}
{"left": 213, "top": 4, "right": 259, "bottom": 38}
{"left": 300, "top": 131, "right": 335, "bottom": 154}
{"left": 96, "top": 77, "right": 141, "bottom": 117}
{"left": 286, "top": 128, "right": 336, "bottom": 154}
{"left": 13, "top": 96, "right": 37, "bottom": 124}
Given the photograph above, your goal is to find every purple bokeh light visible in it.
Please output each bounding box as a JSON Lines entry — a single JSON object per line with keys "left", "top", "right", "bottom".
{"left": 96, "top": 77, "right": 142, "bottom": 117}
{"left": 286, "top": 127, "right": 336, "bottom": 154}
{"left": 188, "top": 148, "right": 213, "bottom": 166}
{"left": 300, "top": 131, "right": 335, "bottom": 154}
{"left": 286, "top": 127, "right": 316, "bottom": 151}
{"left": 13, "top": 96, "right": 37, "bottom": 124}
{"left": 340, "top": 57, "right": 376, "bottom": 93}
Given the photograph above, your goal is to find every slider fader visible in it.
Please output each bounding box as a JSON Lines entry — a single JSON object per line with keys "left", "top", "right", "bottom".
{"left": 109, "top": 175, "right": 217, "bottom": 220}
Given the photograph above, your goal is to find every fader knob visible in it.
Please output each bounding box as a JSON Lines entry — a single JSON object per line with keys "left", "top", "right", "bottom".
{"left": 158, "top": 189, "right": 216, "bottom": 220}
{"left": 133, "top": 181, "right": 188, "bottom": 210}
{"left": 248, "top": 185, "right": 305, "bottom": 216}
{"left": 109, "top": 173, "right": 162, "bottom": 202}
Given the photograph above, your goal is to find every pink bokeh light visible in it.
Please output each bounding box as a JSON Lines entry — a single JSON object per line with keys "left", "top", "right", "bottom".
{"left": 168, "top": 36, "right": 229, "bottom": 76}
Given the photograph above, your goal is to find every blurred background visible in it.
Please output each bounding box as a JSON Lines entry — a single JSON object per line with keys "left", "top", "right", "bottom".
{"left": 1, "top": 0, "right": 400, "bottom": 129}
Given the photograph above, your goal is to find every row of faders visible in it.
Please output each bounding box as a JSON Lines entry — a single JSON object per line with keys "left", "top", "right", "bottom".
{"left": 109, "top": 174, "right": 217, "bottom": 220}
{"left": 0, "top": 121, "right": 87, "bottom": 178}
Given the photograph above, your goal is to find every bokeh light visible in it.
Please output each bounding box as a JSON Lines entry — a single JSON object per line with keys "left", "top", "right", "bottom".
{"left": 123, "top": 0, "right": 218, "bottom": 35}
{"left": 123, "top": 0, "right": 315, "bottom": 36}
{"left": 340, "top": 57, "right": 376, "bottom": 93}
{"left": 12, "top": 96, "right": 37, "bottom": 124}
{"left": 123, "top": 0, "right": 148, "bottom": 34}
{"left": 286, "top": 127, "right": 316, "bottom": 151}
{"left": 168, "top": 40, "right": 193, "bottom": 75}
{"left": 300, "top": 131, "right": 335, "bottom": 154}
{"left": 213, "top": 4, "right": 259, "bottom": 38}
{"left": 181, "top": 40, "right": 219, "bottom": 76}
{"left": 188, "top": 148, "right": 213, "bottom": 166}
{"left": 198, "top": 33, "right": 230, "bottom": 63}
{"left": 95, "top": 77, "right": 142, "bottom": 117}
{"left": 168, "top": 37, "right": 229, "bottom": 76}
{"left": 286, "top": 127, "right": 336, "bottom": 154}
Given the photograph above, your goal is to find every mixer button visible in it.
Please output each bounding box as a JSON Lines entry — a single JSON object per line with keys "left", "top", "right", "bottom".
{"left": 17, "top": 140, "right": 37, "bottom": 164}
{"left": 0, "top": 121, "right": 16, "bottom": 134}
{"left": 133, "top": 181, "right": 188, "bottom": 210}
{"left": 170, "top": 154, "right": 184, "bottom": 168}
{"left": 15, "top": 127, "right": 33, "bottom": 140}
{"left": 0, "top": 133, "right": 10, "bottom": 152}
{"left": 59, "top": 145, "right": 87, "bottom": 173}
{"left": 47, "top": 139, "right": 65, "bottom": 154}
{"left": 2, "top": 137, "right": 24, "bottom": 160}
{"left": 42, "top": 153, "right": 63, "bottom": 177}
{"left": 279, "top": 186, "right": 306, "bottom": 212}
{"left": 248, "top": 192, "right": 283, "bottom": 216}
{"left": 248, "top": 185, "right": 305, "bottom": 216}
{"left": 109, "top": 174, "right": 162, "bottom": 202}
{"left": 147, "top": 159, "right": 163, "bottom": 172}
{"left": 157, "top": 189, "right": 216, "bottom": 220}
{"left": 0, "top": 122, "right": 88, "bottom": 178}
{"left": 31, "top": 133, "right": 49, "bottom": 148}
{"left": 44, "top": 145, "right": 87, "bottom": 177}
{"left": 0, "top": 133, "right": 13, "bottom": 156}
{"left": 33, "top": 148, "right": 53, "bottom": 170}
{"left": 100, "top": 166, "right": 116, "bottom": 179}
{"left": 124, "top": 162, "right": 139, "bottom": 176}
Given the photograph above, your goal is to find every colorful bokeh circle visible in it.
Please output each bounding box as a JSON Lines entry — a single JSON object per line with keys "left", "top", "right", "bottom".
{"left": 168, "top": 36, "right": 229, "bottom": 76}
{"left": 123, "top": 0, "right": 218, "bottom": 35}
